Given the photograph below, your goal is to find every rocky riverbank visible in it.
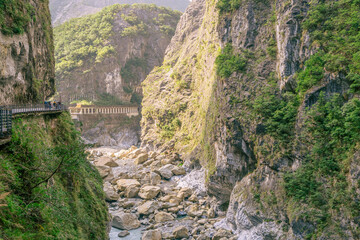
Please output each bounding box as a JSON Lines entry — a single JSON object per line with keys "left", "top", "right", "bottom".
{"left": 87, "top": 146, "right": 238, "bottom": 239}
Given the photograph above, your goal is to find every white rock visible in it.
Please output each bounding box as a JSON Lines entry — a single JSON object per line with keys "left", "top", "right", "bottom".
{"left": 112, "top": 212, "right": 140, "bottom": 230}
{"left": 139, "top": 186, "right": 161, "bottom": 200}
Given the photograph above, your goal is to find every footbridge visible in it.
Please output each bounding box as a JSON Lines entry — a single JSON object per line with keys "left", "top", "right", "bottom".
{"left": 69, "top": 104, "right": 139, "bottom": 120}
{"left": 0, "top": 104, "right": 67, "bottom": 141}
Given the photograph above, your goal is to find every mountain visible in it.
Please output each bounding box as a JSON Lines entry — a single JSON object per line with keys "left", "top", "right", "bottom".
{"left": 141, "top": 0, "right": 360, "bottom": 238}
{"left": 49, "top": 0, "right": 190, "bottom": 25}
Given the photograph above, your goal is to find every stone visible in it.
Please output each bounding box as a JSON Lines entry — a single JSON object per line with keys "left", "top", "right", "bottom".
{"left": 158, "top": 164, "right": 175, "bottom": 180}
{"left": 125, "top": 186, "right": 139, "bottom": 198}
{"left": 116, "top": 179, "right": 141, "bottom": 191}
{"left": 94, "top": 156, "right": 118, "bottom": 167}
{"left": 150, "top": 160, "right": 162, "bottom": 171}
{"left": 149, "top": 151, "right": 157, "bottom": 159}
{"left": 135, "top": 153, "right": 149, "bottom": 165}
{"left": 118, "top": 230, "right": 130, "bottom": 237}
{"left": 213, "top": 229, "right": 232, "bottom": 240}
{"left": 103, "top": 182, "right": 119, "bottom": 201}
{"left": 139, "top": 186, "right": 161, "bottom": 200}
{"left": 172, "top": 166, "right": 186, "bottom": 175}
{"left": 95, "top": 165, "right": 110, "bottom": 178}
{"left": 189, "top": 194, "right": 198, "bottom": 202}
{"left": 168, "top": 207, "right": 179, "bottom": 213}
{"left": 128, "top": 148, "right": 142, "bottom": 158}
{"left": 187, "top": 204, "right": 203, "bottom": 217}
{"left": 138, "top": 201, "right": 160, "bottom": 215}
{"left": 207, "top": 207, "right": 216, "bottom": 218}
{"left": 112, "top": 212, "right": 140, "bottom": 230}
{"left": 154, "top": 212, "right": 174, "bottom": 223}
{"left": 172, "top": 226, "right": 189, "bottom": 238}
{"left": 198, "top": 219, "right": 207, "bottom": 225}
{"left": 177, "top": 187, "right": 192, "bottom": 199}
{"left": 142, "top": 230, "right": 162, "bottom": 240}
{"left": 149, "top": 172, "right": 161, "bottom": 185}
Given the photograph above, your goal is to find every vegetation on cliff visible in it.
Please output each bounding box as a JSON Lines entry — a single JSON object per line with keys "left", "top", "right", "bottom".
{"left": 54, "top": 4, "right": 181, "bottom": 104}
{"left": 0, "top": 113, "right": 108, "bottom": 239}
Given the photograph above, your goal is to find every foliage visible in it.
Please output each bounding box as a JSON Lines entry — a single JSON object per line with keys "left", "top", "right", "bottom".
{"left": 297, "top": 0, "right": 360, "bottom": 94}
{"left": 253, "top": 75, "right": 299, "bottom": 146}
{"left": 0, "top": 113, "right": 108, "bottom": 239}
{"left": 0, "top": 0, "right": 35, "bottom": 35}
{"left": 216, "top": 0, "right": 242, "bottom": 13}
{"left": 215, "top": 44, "right": 247, "bottom": 78}
{"left": 121, "top": 57, "right": 147, "bottom": 83}
{"left": 94, "top": 92, "right": 124, "bottom": 106}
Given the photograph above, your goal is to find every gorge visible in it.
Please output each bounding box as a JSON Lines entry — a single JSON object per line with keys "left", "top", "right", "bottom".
{"left": 1, "top": 0, "right": 360, "bottom": 239}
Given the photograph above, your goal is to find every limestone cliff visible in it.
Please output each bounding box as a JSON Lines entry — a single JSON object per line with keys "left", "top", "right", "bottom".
{"left": 49, "top": 0, "right": 190, "bottom": 26}
{"left": 54, "top": 4, "right": 181, "bottom": 105}
{"left": 0, "top": 0, "right": 55, "bottom": 105}
{"left": 141, "top": 0, "right": 360, "bottom": 238}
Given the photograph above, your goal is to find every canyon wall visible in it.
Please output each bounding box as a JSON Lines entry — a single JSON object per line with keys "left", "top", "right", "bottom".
{"left": 141, "top": 0, "right": 360, "bottom": 238}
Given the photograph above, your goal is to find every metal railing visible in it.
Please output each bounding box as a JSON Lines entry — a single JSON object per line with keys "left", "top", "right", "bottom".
{"left": 0, "top": 104, "right": 67, "bottom": 139}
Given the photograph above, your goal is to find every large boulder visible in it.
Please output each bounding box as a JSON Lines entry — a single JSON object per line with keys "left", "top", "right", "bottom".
{"left": 158, "top": 164, "right": 175, "bottom": 180}
{"left": 154, "top": 212, "right": 174, "bottom": 223}
{"left": 142, "top": 230, "right": 162, "bottom": 240}
{"left": 125, "top": 186, "right": 140, "bottom": 198}
{"left": 116, "top": 179, "right": 141, "bottom": 191}
{"left": 150, "top": 172, "right": 161, "bottom": 185}
{"left": 112, "top": 212, "right": 140, "bottom": 230}
{"left": 94, "top": 156, "right": 118, "bottom": 167}
{"left": 172, "top": 166, "right": 186, "bottom": 175}
{"left": 135, "top": 153, "right": 149, "bottom": 165}
{"left": 177, "top": 187, "right": 192, "bottom": 199}
{"left": 95, "top": 165, "right": 111, "bottom": 178}
{"left": 128, "top": 148, "right": 143, "bottom": 158}
{"left": 139, "top": 186, "right": 161, "bottom": 200}
{"left": 172, "top": 226, "right": 189, "bottom": 238}
{"left": 103, "top": 182, "right": 119, "bottom": 201}
{"left": 137, "top": 201, "right": 160, "bottom": 215}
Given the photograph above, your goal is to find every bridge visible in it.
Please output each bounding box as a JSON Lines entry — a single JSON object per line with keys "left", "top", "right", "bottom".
{"left": 69, "top": 104, "right": 139, "bottom": 120}
{"left": 0, "top": 104, "right": 67, "bottom": 141}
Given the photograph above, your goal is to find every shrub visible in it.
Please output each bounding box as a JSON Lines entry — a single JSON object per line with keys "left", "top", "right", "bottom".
{"left": 215, "top": 44, "right": 247, "bottom": 78}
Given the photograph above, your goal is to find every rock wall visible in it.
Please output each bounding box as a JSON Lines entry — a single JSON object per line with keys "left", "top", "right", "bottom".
{"left": 0, "top": 0, "right": 55, "bottom": 105}
{"left": 141, "top": 0, "right": 360, "bottom": 238}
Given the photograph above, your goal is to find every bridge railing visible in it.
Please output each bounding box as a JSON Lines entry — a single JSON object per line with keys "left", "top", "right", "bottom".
{"left": 0, "top": 104, "right": 68, "bottom": 139}
{"left": 7, "top": 103, "right": 67, "bottom": 115}
{"left": 0, "top": 107, "right": 12, "bottom": 139}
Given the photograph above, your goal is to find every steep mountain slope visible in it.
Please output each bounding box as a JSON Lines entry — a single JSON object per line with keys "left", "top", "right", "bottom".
{"left": 0, "top": 0, "right": 55, "bottom": 105}
{"left": 141, "top": 0, "right": 360, "bottom": 238}
{"left": 49, "top": 0, "right": 189, "bottom": 26}
{"left": 54, "top": 4, "right": 181, "bottom": 105}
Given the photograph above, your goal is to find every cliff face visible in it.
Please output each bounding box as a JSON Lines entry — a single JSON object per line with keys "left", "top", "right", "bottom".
{"left": 0, "top": 0, "right": 55, "bottom": 105}
{"left": 49, "top": 0, "right": 189, "bottom": 26}
{"left": 141, "top": 0, "right": 360, "bottom": 238}
{"left": 0, "top": 113, "right": 108, "bottom": 239}
{"left": 54, "top": 4, "right": 181, "bottom": 105}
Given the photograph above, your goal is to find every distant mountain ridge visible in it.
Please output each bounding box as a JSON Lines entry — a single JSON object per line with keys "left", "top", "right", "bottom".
{"left": 49, "top": 0, "right": 190, "bottom": 25}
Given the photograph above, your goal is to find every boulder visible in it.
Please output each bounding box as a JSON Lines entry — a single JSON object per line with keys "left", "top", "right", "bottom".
{"left": 150, "top": 172, "right": 161, "bottom": 185}
{"left": 172, "top": 166, "right": 186, "bottom": 175}
{"left": 154, "top": 212, "right": 174, "bottom": 223}
{"left": 135, "top": 153, "right": 149, "bottom": 165}
{"left": 95, "top": 165, "right": 110, "bottom": 178}
{"left": 150, "top": 160, "right": 162, "bottom": 171}
{"left": 94, "top": 156, "right": 118, "bottom": 167}
{"left": 158, "top": 164, "right": 175, "bottom": 180}
{"left": 142, "top": 230, "right": 162, "bottom": 240}
{"left": 177, "top": 188, "right": 192, "bottom": 199}
{"left": 112, "top": 212, "right": 140, "bottom": 230}
{"left": 172, "top": 226, "right": 189, "bottom": 238}
{"left": 116, "top": 179, "right": 141, "bottom": 191}
{"left": 114, "top": 150, "right": 128, "bottom": 159}
{"left": 138, "top": 201, "right": 160, "bottom": 215}
{"left": 187, "top": 204, "right": 203, "bottom": 217}
{"left": 118, "top": 230, "right": 130, "bottom": 237}
{"left": 128, "top": 149, "right": 143, "bottom": 158}
{"left": 125, "top": 186, "right": 140, "bottom": 198}
{"left": 103, "top": 182, "right": 119, "bottom": 201}
{"left": 139, "top": 186, "right": 161, "bottom": 200}
{"left": 213, "top": 229, "right": 232, "bottom": 240}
